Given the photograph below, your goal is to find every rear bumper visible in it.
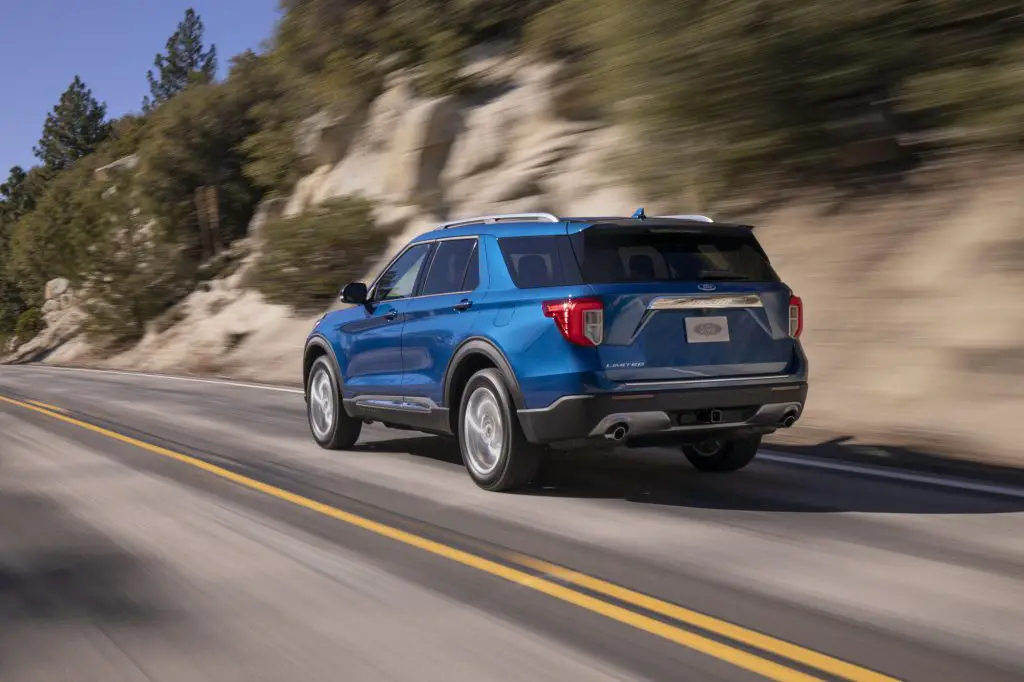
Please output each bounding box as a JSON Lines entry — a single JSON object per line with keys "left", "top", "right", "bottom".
{"left": 517, "top": 381, "right": 808, "bottom": 447}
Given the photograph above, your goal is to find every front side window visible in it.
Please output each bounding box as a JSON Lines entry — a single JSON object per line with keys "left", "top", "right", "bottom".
{"left": 374, "top": 243, "right": 432, "bottom": 301}
{"left": 421, "top": 239, "right": 478, "bottom": 296}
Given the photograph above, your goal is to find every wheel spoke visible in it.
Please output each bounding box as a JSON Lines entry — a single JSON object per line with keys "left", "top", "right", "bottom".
{"left": 309, "top": 370, "right": 334, "bottom": 439}
{"left": 463, "top": 386, "right": 505, "bottom": 477}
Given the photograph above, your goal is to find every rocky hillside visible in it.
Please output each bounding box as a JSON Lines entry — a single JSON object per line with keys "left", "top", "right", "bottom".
{"left": 3, "top": 2, "right": 1024, "bottom": 464}
{"left": 10, "top": 51, "right": 1024, "bottom": 465}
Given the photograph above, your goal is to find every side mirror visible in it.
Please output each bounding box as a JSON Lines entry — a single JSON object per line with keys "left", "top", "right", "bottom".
{"left": 340, "top": 282, "right": 368, "bottom": 304}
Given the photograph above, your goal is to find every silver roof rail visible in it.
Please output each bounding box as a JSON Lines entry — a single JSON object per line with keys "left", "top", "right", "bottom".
{"left": 654, "top": 214, "right": 714, "bottom": 222}
{"left": 438, "top": 212, "right": 561, "bottom": 230}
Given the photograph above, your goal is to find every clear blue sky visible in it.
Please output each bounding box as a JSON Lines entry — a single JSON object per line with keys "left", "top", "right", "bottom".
{"left": 0, "top": 0, "right": 283, "bottom": 175}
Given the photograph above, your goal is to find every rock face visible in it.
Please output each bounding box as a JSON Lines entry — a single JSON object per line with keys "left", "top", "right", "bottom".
{"left": 280, "top": 55, "right": 639, "bottom": 264}
{"left": 382, "top": 96, "right": 464, "bottom": 209}
{"left": 295, "top": 108, "right": 367, "bottom": 173}
{"left": 5, "top": 278, "right": 85, "bottom": 363}
{"left": 44, "top": 277, "right": 71, "bottom": 301}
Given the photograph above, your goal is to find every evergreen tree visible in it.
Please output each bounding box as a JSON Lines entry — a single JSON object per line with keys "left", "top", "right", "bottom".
{"left": 33, "top": 77, "right": 112, "bottom": 173}
{"left": 0, "top": 166, "right": 32, "bottom": 223}
{"left": 144, "top": 8, "right": 218, "bottom": 111}
{"left": 1, "top": 166, "right": 31, "bottom": 342}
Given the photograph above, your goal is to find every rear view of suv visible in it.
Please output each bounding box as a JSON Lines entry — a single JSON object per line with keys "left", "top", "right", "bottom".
{"left": 303, "top": 209, "right": 807, "bottom": 491}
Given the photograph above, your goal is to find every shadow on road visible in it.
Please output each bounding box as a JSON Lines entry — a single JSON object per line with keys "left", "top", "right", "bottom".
{"left": 357, "top": 435, "right": 1024, "bottom": 515}
{"left": 0, "top": 490, "right": 179, "bottom": 640}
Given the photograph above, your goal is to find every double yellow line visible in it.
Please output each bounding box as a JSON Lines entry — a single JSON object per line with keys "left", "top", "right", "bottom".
{"left": 0, "top": 393, "right": 899, "bottom": 682}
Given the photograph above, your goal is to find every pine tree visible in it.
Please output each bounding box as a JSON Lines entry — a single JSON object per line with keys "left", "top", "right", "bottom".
{"left": 143, "top": 8, "right": 218, "bottom": 111}
{"left": 33, "top": 77, "right": 112, "bottom": 173}
{"left": 0, "top": 166, "right": 32, "bottom": 223}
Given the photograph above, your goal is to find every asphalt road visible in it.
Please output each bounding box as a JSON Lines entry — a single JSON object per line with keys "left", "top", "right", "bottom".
{"left": 2, "top": 365, "right": 1023, "bottom": 682}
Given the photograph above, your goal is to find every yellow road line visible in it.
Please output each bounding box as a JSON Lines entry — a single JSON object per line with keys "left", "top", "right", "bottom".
{"left": 510, "top": 554, "right": 900, "bottom": 682}
{"left": 26, "top": 399, "right": 66, "bottom": 413}
{"left": 0, "top": 393, "right": 894, "bottom": 682}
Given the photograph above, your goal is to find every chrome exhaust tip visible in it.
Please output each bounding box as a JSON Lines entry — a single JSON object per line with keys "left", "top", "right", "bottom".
{"left": 780, "top": 409, "right": 799, "bottom": 428}
{"left": 604, "top": 424, "right": 629, "bottom": 441}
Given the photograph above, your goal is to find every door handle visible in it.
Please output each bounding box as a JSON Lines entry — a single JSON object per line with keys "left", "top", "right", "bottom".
{"left": 385, "top": 310, "right": 398, "bottom": 321}
{"left": 453, "top": 299, "right": 473, "bottom": 312}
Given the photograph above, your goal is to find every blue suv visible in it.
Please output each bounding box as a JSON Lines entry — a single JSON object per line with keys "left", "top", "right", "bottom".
{"left": 303, "top": 210, "right": 807, "bottom": 491}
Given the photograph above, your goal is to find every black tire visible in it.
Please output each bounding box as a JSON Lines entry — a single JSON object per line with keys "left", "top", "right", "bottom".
{"left": 684, "top": 435, "right": 761, "bottom": 472}
{"left": 306, "top": 356, "right": 362, "bottom": 450}
{"left": 457, "top": 368, "right": 541, "bottom": 492}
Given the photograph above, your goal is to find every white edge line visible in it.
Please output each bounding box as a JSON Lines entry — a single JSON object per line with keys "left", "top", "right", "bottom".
{"left": 5, "top": 364, "right": 304, "bottom": 394}
{"left": 760, "top": 451, "right": 1024, "bottom": 500}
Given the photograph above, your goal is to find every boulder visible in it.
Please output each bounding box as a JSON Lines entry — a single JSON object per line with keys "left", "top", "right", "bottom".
{"left": 382, "top": 96, "right": 465, "bottom": 209}
{"left": 45, "top": 277, "right": 71, "bottom": 301}
{"left": 7, "top": 306, "right": 86, "bottom": 364}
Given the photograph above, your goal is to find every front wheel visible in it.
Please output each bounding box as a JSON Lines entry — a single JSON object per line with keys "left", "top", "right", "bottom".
{"left": 683, "top": 435, "right": 761, "bottom": 472}
{"left": 458, "top": 368, "right": 541, "bottom": 492}
{"left": 307, "top": 356, "right": 362, "bottom": 450}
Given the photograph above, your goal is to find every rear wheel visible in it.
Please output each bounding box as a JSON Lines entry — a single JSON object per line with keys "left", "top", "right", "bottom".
{"left": 307, "top": 356, "right": 362, "bottom": 450}
{"left": 684, "top": 435, "right": 761, "bottom": 472}
{"left": 458, "top": 368, "right": 541, "bottom": 492}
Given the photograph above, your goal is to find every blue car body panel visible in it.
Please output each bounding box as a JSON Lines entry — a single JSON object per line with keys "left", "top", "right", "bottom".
{"left": 305, "top": 214, "right": 809, "bottom": 443}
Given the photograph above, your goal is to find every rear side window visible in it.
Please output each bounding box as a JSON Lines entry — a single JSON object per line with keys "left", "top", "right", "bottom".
{"left": 462, "top": 243, "right": 480, "bottom": 290}
{"left": 421, "top": 239, "right": 478, "bottom": 295}
{"left": 568, "top": 227, "right": 780, "bottom": 284}
{"left": 497, "top": 236, "right": 582, "bottom": 289}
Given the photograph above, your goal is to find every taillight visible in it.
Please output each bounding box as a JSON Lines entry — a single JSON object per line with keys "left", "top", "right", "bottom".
{"left": 542, "top": 297, "right": 604, "bottom": 347}
{"left": 788, "top": 295, "right": 803, "bottom": 338}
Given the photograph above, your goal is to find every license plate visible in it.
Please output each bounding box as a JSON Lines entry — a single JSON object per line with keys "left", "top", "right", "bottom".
{"left": 685, "top": 316, "right": 730, "bottom": 343}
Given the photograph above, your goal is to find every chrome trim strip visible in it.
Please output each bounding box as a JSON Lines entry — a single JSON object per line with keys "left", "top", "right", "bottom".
{"left": 518, "top": 395, "right": 594, "bottom": 414}
{"left": 347, "top": 395, "right": 439, "bottom": 413}
{"left": 648, "top": 294, "right": 763, "bottom": 310}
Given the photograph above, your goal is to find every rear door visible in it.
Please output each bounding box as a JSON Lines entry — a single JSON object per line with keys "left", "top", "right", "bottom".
{"left": 401, "top": 237, "right": 482, "bottom": 406}
{"left": 567, "top": 223, "right": 797, "bottom": 383}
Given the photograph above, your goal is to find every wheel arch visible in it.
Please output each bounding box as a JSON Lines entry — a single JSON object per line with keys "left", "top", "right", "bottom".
{"left": 303, "top": 335, "right": 343, "bottom": 398}
{"left": 443, "top": 338, "right": 524, "bottom": 432}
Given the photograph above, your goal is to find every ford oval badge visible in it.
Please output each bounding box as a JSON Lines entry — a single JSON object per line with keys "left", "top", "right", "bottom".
{"left": 697, "top": 283, "right": 716, "bottom": 292}
{"left": 694, "top": 322, "right": 723, "bottom": 336}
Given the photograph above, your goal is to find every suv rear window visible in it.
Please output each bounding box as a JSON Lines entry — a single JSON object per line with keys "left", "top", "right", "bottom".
{"left": 568, "top": 227, "right": 780, "bottom": 284}
{"left": 498, "top": 236, "right": 582, "bottom": 289}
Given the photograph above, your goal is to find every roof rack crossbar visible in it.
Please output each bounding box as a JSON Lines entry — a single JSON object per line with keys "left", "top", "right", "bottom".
{"left": 438, "top": 212, "right": 560, "bottom": 230}
{"left": 654, "top": 214, "right": 714, "bottom": 223}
